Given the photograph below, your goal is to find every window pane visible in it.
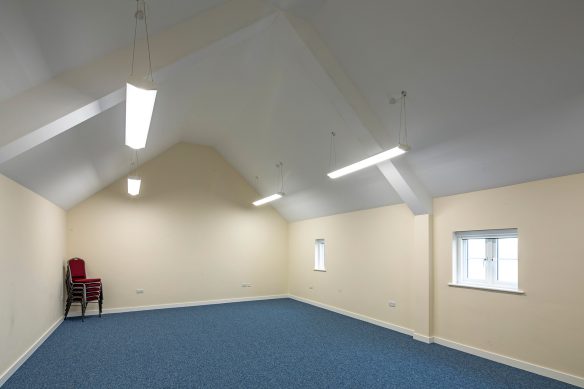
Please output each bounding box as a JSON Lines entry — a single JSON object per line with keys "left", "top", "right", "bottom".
{"left": 498, "top": 258, "right": 518, "bottom": 283}
{"left": 314, "top": 239, "right": 325, "bottom": 270}
{"left": 467, "top": 258, "right": 486, "bottom": 280}
{"left": 498, "top": 238, "right": 518, "bottom": 259}
{"left": 467, "top": 238, "right": 486, "bottom": 259}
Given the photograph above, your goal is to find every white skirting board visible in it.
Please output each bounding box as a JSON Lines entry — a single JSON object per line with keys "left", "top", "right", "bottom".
{"left": 66, "top": 294, "right": 289, "bottom": 317}
{"left": 433, "top": 337, "right": 584, "bottom": 388}
{"left": 288, "top": 294, "right": 584, "bottom": 388}
{"left": 0, "top": 317, "right": 63, "bottom": 387}
{"left": 288, "top": 295, "right": 413, "bottom": 336}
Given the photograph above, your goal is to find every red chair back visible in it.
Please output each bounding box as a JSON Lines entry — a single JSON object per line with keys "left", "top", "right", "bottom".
{"left": 68, "top": 258, "right": 87, "bottom": 279}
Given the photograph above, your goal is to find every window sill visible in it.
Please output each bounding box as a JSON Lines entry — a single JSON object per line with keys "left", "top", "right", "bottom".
{"left": 313, "top": 269, "right": 326, "bottom": 272}
{"left": 448, "top": 283, "right": 525, "bottom": 295}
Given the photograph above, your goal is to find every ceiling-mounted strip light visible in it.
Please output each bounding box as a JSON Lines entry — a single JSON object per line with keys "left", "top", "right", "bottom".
{"left": 125, "top": 80, "right": 157, "bottom": 149}
{"left": 125, "top": 0, "right": 157, "bottom": 150}
{"left": 253, "top": 192, "right": 283, "bottom": 206}
{"left": 328, "top": 90, "right": 412, "bottom": 179}
{"left": 327, "top": 144, "right": 410, "bottom": 179}
{"left": 127, "top": 176, "right": 142, "bottom": 196}
{"left": 253, "top": 162, "right": 285, "bottom": 206}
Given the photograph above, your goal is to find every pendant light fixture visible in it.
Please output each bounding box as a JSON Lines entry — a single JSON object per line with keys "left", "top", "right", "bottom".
{"left": 327, "top": 91, "right": 410, "bottom": 179}
{"left": 127, "top": 152, "right": 142, "bottom": 197}
{"left": 127, "top": 176, "right": 142, "bottom": 196}
{"left": 253, "top": 162, "right": 285, "bottom": 206}
{"left": 126, "top": 0, "right": 157, "bottom": 150}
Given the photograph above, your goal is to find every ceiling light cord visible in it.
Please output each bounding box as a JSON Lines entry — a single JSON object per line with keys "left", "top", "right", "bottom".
{"left": 143, "top": 1, "right": 153, "bottom": 81}
{"left": 278, "top": 162, "right": 284, "bottom": 194}
{"left": 130, "top": 0, "right": 139, "bottom": 76}
{"left": 329, "top": 131, "right": 337, "bottom": 172}
{"left": 130, "top": 0, "right": 153, "bottom": 81}
{"left": 399, "top": 90, "right": 408, "bottom": 145}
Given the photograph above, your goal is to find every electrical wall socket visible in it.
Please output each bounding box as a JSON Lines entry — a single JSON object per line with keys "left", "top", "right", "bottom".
{"left": 388, "top": 300, "right": 397, "bottom": 308}
{"left": 136, "top": 289, "right": 144, "bottom": 294}
{"left": 241, "top": 283, "right": 252, "bottom": 288}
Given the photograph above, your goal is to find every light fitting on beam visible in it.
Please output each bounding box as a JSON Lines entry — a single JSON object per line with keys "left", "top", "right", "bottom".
{"left": 327, "top": 144, "right": 410, "bottom": 179}
{"left": 125, "top": 80, "right": 157, "bottom": 149}
{"left": 127, "top": 176, "right": 142, "bottom": 197}
{"left": 253, "top": 192, "right": 284, "bottom": 206}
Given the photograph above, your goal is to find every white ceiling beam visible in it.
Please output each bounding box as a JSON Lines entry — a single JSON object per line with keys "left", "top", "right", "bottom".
{"left": 0, "top": 89, "right": 123, "bottom": 165}
{"left": 0, "top": 0, "right": 277, "bottom": 163}
{"left": 284, "top": 14, "right": 433, "bottom": 215}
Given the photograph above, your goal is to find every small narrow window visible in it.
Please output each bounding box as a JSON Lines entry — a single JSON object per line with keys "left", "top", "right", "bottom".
{"left": 314, "top": 239, "right": 326, "bottom": 271}
{"left": 452, "top": 229, "right": 521, "bottom": 293}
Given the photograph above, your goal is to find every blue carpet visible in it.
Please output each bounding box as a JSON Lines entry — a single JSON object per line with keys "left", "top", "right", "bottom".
{"left": 4, "top": 298, "right": 576, "bottom": 388}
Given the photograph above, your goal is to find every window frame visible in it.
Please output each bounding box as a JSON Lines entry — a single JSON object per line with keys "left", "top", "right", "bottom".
{"left": 452, "top": 229, "right": 523, "bottom": 293}
{"left": 314, "top": 238, "right": 326, "bottom": 272}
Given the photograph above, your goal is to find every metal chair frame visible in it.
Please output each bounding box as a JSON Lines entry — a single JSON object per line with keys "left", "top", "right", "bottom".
{"left": 64, "top": 261, "right": 103, "bottom": 321}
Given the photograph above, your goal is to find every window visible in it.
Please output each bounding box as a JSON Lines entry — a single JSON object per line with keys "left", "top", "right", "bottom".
{"left": 314, "top": 239, "right": 326, "bottom": 271}
{"left": 452, "top": 229, "right": 521, "bottom": 292}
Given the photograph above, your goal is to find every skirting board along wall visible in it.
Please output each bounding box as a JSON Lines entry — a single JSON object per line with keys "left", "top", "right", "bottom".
{"left": 66, "top": 294, "right": 289, "bottom": 317}
{"left": 3, "top": 295, "right": 582, "bottom": 388}
{"left": 288, "top": 295, "right": 584, "bottom": 388}
{"left": 0, "top": 318, "right": 63, "bottom": 387}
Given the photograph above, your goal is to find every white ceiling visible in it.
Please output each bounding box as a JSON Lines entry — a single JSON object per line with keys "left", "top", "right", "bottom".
{"left": 1, "top": 0, "right": 584, "bottom": 221}
{"left": 0, "top": 0, "right": 227, "bottom": 102}
{"left": 302, "top": 0, "right": 584, "bottom": 196}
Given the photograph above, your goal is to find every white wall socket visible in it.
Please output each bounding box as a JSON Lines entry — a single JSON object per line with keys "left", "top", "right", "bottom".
{"left": 136, "top": 289, "right": 144, "bottom": 294}
{"left": 388, "top": 300, "right": 397, "bottom": 308}
{"left": 241, "top": 283, "right": 252, "bottom": 288}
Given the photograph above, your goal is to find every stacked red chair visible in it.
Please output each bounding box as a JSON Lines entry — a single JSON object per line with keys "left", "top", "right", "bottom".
{"left": 65, "top": 258, "right": 103, "bottom": 321}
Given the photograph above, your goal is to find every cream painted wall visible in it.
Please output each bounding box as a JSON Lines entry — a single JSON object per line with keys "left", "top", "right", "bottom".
{"left": 0, "top": 174, "right": 66, "bottom": 378}
{"left": 433, "top": 173, "right": 584, "bottom": 378}
{"left": 66, "top": 143, "right": 288, "bottom": 311}
{"left": 288, "top": 204, "right": 414, "bottom": 330}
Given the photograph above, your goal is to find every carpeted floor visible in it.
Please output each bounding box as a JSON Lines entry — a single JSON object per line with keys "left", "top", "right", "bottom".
{"left": 3, "top": 298, "right": 576, "bottom": 388}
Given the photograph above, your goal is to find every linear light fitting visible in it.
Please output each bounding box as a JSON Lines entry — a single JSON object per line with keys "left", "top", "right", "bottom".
{"left": 253, "top": 192, "right": 284, "bottom": 207}
{"left": 327, "top": 144, "right": 410, "bottom": 179}
{"left": 125, "top": 81, "right": 157, "bottom": 150}
{"left": 127, "top": 176, "right": 142, "bottom": 196}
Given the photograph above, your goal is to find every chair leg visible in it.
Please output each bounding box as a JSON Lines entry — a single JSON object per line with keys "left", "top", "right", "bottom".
{"left": 64, "top": 297, "right": 72, "bottom": 319}
{"left": 81, "top": 300, "right": 86, "bottom": 322}
{"left": 99, "top": 295, "right": 103, "bottom": 318}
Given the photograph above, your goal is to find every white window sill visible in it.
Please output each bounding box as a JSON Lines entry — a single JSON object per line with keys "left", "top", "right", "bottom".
{"left": 448, "top": 282, "right": 525, "bottom": 295}
{"left": 314, "top": 269, "right": 326, "bottom": 272}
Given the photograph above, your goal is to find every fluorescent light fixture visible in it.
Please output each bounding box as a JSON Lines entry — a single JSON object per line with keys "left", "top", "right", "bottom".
{"left": 327, "top": 144, "right": 410, "bottom": 179}
{"left": 127, "top": 176, "right": 142, "bottom": 196}
{"left": 125, "top": 81, "right": 157, "bottom": 150}
{"left": 253, "top": 192, "right": 283, "bottom": 206}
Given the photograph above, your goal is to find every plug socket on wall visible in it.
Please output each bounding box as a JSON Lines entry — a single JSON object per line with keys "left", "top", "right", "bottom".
{"left": 136, "top": 289, "right": 144, "bottom": 294}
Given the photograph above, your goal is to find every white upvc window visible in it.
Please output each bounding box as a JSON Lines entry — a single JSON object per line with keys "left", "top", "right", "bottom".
{"left": 314, "top": 239, "right": 326, "bottom": 271}
{"left": 452, "top": 229, "right": 522, "bottom": 293}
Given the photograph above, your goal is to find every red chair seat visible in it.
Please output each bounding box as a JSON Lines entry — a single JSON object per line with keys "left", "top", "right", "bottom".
{"left": 72, "top": 278, "right": 101, "bottom": 283}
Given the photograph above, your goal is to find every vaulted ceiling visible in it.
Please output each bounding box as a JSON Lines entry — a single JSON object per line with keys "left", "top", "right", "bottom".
{"left": 1, "top": 0, "right": 583, "bottom": 221}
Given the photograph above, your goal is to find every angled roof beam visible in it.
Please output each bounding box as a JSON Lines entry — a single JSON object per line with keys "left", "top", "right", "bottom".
{"left": 0, "top": 0, "right": 277, "bottom": 164}
{"left": 284, "top": 14, "right": 433, "bottom": 215}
